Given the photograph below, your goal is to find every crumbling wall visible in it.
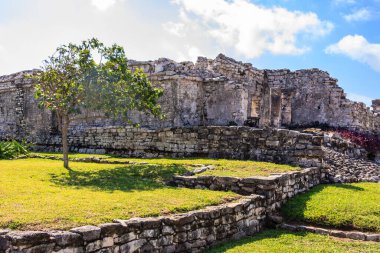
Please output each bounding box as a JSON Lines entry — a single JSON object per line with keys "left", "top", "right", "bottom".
{"left": 266, "top": 69, "right": 379, "bottom": 132}
{"left": 34, "top": 126, "right": 323, "bottom": 168}
{"left": 0, "top": 71, "right": 52, "bottom": 140}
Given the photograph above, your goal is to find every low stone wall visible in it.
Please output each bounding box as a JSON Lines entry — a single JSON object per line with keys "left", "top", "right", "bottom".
{"left": 0, "top": 195, "right": 266, "bottom": 253}
{"left": 281, "top": 224, "right": 380, "bottom": 242}
{"left": 171, "top": 167, "right": 322, "bottom": 213}
{"left": 35, "top": 126, "right": 324, "bottom": 168}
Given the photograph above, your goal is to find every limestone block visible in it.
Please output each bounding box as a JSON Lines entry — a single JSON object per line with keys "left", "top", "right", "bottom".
{"left": 70, "top": 225, "right": 101, "bottom": 242}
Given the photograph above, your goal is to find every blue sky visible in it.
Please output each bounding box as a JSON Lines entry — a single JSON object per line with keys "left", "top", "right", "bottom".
{"left": 0, "top": 0, "right": 379, "bottom": 106}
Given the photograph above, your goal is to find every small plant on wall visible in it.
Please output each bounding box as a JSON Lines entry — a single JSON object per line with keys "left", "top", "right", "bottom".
{"left": 0, "top": 140, "right": 29, "bottom": 159}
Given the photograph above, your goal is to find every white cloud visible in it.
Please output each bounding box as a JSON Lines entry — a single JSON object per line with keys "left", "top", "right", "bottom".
{"left": 0, "top": 0, "right": 333, "bottom": 76}
{"left": 326, "top": 35, "right": 380, "bottom": 72}
{"left": 162, "top": 22, "right": 186, "bottom": 38}
{"left": 347, "top": 93, "right": 373, "bottom": 106}
{"left": 344, "top": 8, "right": 371, "bottom": 22}
{"left": 0, "top": 0, "right": 204, "bottom": 75}
{"left": 91, "top": 0, "right": 117, "bottom": 11}
{"left": 167, "top": 0, "right": 333, "bottom": 58}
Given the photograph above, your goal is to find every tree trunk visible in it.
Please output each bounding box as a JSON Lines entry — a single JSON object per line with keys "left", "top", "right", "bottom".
{"left": 62, "top": 114, "right": 70, "bottom": 169}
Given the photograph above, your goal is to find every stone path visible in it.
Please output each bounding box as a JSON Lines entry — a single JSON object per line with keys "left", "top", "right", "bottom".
{"left": 280, "top": 223, "right": 380, "bottom": 242}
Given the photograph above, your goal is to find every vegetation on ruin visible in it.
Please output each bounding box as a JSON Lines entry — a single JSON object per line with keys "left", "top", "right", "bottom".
{"left": 288, "top": 121, "right": 380, "bottom": 160}
{"left": 29, "top": 38, "right": 163, "bottom": 168}
{"left": 30, "top": 152, "right": 300, "bottom": 177}
{"left": 0, "top": 140, "right": 29, "bottom": 159}
{"left": 335, "top": 129, "right": 380, "bottom": 160}
{"left": 205, "top": 229, "right": 380, "bottom": 253}
{"left": 0, "top": 158, "right": 237, "bottom": 230}
{"left": 282, "top": 183, "right": 380, "bottom": 232}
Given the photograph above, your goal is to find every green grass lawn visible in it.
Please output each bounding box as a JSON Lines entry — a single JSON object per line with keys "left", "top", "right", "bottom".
{"left": 0, "top": 158, "right": 238, "bottom": 230}
{"left": 204, "top": 229, "right": 380, "bottom": 253}
{"left": 282, "top": 183, "right": 380, "bottom": 232}
{"left": 195, "top": 160, "right": 299, "bottom": 178}
{"left": 31, "top": 152, "right": 300, "bottom": 177}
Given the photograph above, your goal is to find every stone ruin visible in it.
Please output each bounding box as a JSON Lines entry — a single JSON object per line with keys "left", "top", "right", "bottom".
{"left": 0, "top": 54, "right": 379, "bottom": 143}
{"left": 1, "top": 54, "right": 380, "bottom": 253}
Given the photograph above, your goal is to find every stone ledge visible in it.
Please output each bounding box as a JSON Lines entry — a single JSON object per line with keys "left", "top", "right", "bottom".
{"left": 280, "top": 223, "right": 380, "bottom": 242}
{"left": 25, "top": 154, "right": 138, "bottom": 165}
{"left": 171, "top": 167, "right": 322, "bottom": 213}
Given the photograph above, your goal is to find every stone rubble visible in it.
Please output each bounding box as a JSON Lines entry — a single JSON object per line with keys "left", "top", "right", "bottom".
{"left": 323, "top": 147, "right": 380, "bottom": 183}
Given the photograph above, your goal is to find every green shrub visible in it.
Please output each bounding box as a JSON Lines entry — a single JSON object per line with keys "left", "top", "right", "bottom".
{"left": 0, "top": 140, "right": 30, "bottom": 159}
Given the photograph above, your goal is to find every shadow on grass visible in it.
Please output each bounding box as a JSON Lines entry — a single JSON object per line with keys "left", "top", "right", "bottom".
{"left": 50, "top": 164, "right": 189, "bottom": 192}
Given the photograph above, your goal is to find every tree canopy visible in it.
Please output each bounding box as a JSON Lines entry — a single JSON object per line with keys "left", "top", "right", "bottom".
{"left": 30, "top": 38, "right": 163, "bottom": 168}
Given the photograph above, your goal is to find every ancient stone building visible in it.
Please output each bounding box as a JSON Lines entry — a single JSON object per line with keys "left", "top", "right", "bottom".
{"left": 373, "top": 100, "right": 380, "bottom": 114}
{"left": 0, "top": 54, "right": 379, "bottom": 143}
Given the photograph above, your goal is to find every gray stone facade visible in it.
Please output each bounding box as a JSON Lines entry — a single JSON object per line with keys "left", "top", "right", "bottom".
{"left": 0, "top": 54, "right": 379, "bottom": 142}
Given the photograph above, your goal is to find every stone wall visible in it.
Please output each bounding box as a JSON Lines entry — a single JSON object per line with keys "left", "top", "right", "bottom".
{"left": 0, "top": 195, "right": 266, "bottom": 253}
{"left": 171, "top": 167, "right": 322, "bottom": 213}
{"left": 0, "top": 71, "right": 53, "bottom": 140}
{"left": 35, "top": 126, "right": 324, "bottom": 168}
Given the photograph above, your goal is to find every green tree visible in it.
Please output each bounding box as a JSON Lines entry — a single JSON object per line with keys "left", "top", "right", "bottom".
{"left": 30, "top": 38, "right": 163, "bottom": 169}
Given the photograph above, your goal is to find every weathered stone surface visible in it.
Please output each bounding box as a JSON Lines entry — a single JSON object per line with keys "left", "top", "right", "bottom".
{"left": 281, "top": 223, "right": 380, "bottom": 242}
{"left": 99, "top": 223, "right": 126, "bottom": 237}
{"left": 70, "top": 226, "right": 101, "bottom": 242}
{"left": 323, "top": 146, "right": 380, "bottom": 183}
{"left": 51, "top": 231, "right": 83, "bottom": 247}
{"left": 0, "top": 230, "right": 9, "bottom": 236}
{"left": 366, "top": 234, "right": 380, "bottom": 242}
{"left": 0, "top": 235, "right": 10, "bottom": 251}
{"left": 19, "top": 243, "right": 55, "bottom": 253}
{"left": 29, "top": 126, "right": 327, "bottom": 169}
{"left": 54, "top": 247, "right": 84, "bottom": 253}
{"left": 346, "top": 232, "right": 366, "bottom": 241}
{"left": 6, "top": 231, "right": 51, "bottom": 246}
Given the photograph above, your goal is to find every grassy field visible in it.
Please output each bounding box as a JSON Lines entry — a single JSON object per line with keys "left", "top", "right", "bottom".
{"left": 205, "top": 229, "right": 380, "bottom": 253}
{"left": 282, "top": 183, "right": 380, "bottom": 232}
{"left": 0, "top": 158, "right": 238, "bottom": 230}
{"left": 31, "top": 152, "right": 300, "bottom": 177}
